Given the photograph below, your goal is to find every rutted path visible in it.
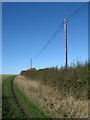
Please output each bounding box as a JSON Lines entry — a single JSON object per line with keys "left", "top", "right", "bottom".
{"left": 11, "top": 76, "right": 29, "bottom": 118}
{"left": 2, "top": 75, "right": 29, "bottom": 118}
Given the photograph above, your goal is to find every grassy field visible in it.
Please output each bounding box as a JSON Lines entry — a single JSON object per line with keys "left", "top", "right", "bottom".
{"left": 1, "top": 61, "right": 89, "bottom": 118}
{"left": 2, "top": 74, "right": 17, "bottom": 81}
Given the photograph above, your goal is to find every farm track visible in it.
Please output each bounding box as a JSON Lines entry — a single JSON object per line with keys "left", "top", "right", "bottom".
{"left": 2, "top": 76, "right": 30, "bottom": 118}
{"left": 10, "top": 77, "right": 29, "bottom": 118}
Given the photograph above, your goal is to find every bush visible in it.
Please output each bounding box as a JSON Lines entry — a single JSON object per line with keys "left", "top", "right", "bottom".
{"left": 20, "top": 61, "right": 89, "bottom": 100}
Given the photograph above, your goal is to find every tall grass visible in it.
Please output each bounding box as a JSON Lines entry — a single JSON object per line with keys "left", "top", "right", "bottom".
{"left": 20, "top": 61, "right": 89, "bottom": 100}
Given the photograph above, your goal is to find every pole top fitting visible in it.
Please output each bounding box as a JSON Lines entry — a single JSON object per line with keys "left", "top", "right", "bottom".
{"left": 64, "top": 18, "right": 67, "bottom": 22}
{"left": 64, "top": 19, "right": 67, "bottom": 24}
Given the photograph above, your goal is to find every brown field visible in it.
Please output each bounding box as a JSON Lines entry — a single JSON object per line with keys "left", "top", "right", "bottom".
{"left": 14, "top": 75, "right": 88, "bottom": 118}
{"left": 1, "top": 74, "right": 18, "bottom": 81}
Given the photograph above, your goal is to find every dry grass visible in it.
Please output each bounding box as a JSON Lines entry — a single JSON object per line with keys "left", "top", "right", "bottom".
{"left": 14, "top": 75, "right": 88, "bottom": 118}
{"left": 21, "top": 62, "right": 89, "bottom": 100}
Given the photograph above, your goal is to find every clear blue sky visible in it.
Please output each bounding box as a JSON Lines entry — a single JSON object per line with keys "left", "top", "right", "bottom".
{"left": 2, "top": 2, "right": 88, "bottom": 74}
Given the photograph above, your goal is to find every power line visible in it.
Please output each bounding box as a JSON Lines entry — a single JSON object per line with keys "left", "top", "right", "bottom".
{"left": 31, "top": 22, "right": 63, "bottom": 60}
{"left": 67, "top": 4, "right": 88, "bottom": 23}
{"left": 66, "top": 2, "right": 88, "bottom": 22}
{"left": 31, "top": 2, "right": 88, "bottom": 61}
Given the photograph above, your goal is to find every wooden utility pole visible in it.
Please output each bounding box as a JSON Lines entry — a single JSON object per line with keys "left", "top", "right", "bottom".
{"left": 30, "top": 59, "right": 32, "bottom": 69}
{"left": 64, "top": 19, "right": 68, "bottom": 68}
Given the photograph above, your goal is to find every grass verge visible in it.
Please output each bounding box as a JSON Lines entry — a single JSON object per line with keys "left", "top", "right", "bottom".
{"left": 13, "top": 82, "right": 50, "bottom": 118}
{"left": 14, "top": 75, "right": 88, "bottom": 118}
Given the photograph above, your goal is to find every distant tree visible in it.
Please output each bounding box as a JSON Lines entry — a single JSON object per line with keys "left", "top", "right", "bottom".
{"left": 27, "top": 67, "right": 37, "bottom": 71}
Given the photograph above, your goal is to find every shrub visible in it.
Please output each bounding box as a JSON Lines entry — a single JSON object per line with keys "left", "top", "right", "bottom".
{"left": 20, "top": 61, "right": 89, "bottom": 100}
